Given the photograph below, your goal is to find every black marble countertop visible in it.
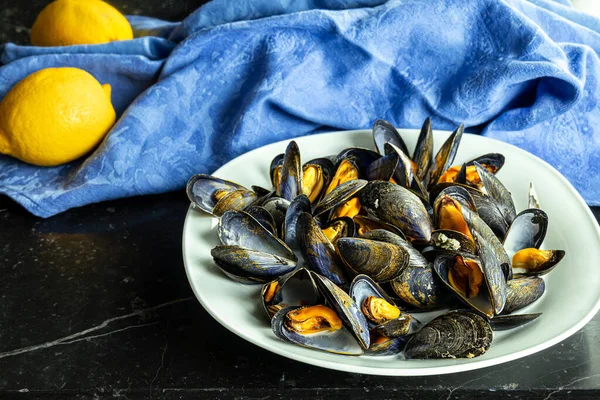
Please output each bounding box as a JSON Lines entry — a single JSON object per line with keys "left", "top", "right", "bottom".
{"left": 2, "top": 1, "right": 600, "bottom": 399}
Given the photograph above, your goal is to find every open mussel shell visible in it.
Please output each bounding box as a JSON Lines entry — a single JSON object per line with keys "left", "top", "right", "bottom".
{"left": 502, "top": 276, "right": 545, "bottom": 315}
{"left": 426, "top": 124, "right": 464, "bottom": 190}
{"left": 270, "top": 153, "right": 284, "bottom": 191}
{"left": 301, "top": 163, "right": 326, "bottom": 203}
{"left": 359, "top": 181, "right": 433, "bottom": 244}
{"left": 261, "top": 268, "right": 322, "bottom": 319}
{"left": 313, "top": 179, "right": 368, "bottom": 217}
{"left": 413, "top": 117, "right": 433, "bottom": 183}
{"left": 245, "top": 205, "right": 278, "bottom": 236}
{"left": 306, "top": 157, "right": 335, "bottom": 183}
{"left": 404, "top": 310, "right": 493, "bottom": 359}
{"left": 512, "top": 249, "right": 566, "bottom": 277}
{"left": 431, "top": 230, "right": 476, "bottom": 254}
{"left": 186, "top": 174, "right": 248, "bottom": 215}
{"left": 336, "top": 238, "right": 409, "bottom": 283}
{"left": 384, "top": 142, "right": 415, "bottom": 189}
{"left": 433, "top": 185, "right": 477, "bottom": 214}
{"left": 349, "top": 274, "right": 397, "bottom": 325}
{"left": 489, "top": 313, "right": 542, "bottom": 331}
{"left": 462, "top": 206, "right": 511, "bottom": 280}
{"left": 296, "top": 212, "right": 349, "bottom": 285}
{"left": 262, "top": 197, "right": 290, "bottom": 238}
{"left": 473, "top": 228, "right": 508, "bottom": 314}
{"left": 390, "top": 264, "right": 453, "bottom": 310}
{"left": 211, "top": 245, "right": 296, "bottom": 284}
{"left": 218, "top": 210, "right": 296, "bottom": 261}
{"left": 280, "top": 141, "right": 303, "bottom": 202}
{"left": 212, "top": 189, "right": 259, "bottom": 217}
{"left": 366, "top": 334, "right": 407, "bottom": 356}
{"left": 353, "top": 215, "right": 407, "bottom": 239}
{"left": 373, "top": 119, "right": 410, "bottom": 157}
{"left": 502, "top": 209, "right": 548, "bottom": 258}
{"left": 443, "top": 154, "right": 505, "bottom": 187}
{"left": 271, "top": 306, "right": 364, "bottom": 356}
{"left": 312, "top": 273, "right": 371, "bottom": 349}
{"left": 283, "top": 194, "right": 312, "bottom": 251}
{"left": 321, "top": 217, "right": 356, "bottom": 244}
{"left": 360, "top": 229, "right": 427, "bottom": 268}
{"left": 433, "top": 254, "right": 496, "bottom": 317}
{"left": 334, "top": 148, "right": 382, "bottom": 179}
{"left": 366, "top": 152, "right": 399, "bottom": 182}
{"left": 474, "top": 161, "right": 516, "bottom": 225}
{"left": 429, "top": 182, "right": 508, "bottom": 238}
{"left": 528, "top": 182, "right": 541, "bottom": 209}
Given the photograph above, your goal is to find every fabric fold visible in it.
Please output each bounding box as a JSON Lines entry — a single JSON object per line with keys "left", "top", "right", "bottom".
{"left": 0, "top": 0, "right": 599, "bottom": 217}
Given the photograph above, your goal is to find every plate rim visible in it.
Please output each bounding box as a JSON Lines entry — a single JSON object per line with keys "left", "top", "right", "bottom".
{"left": 182, "top": 128, "right": 600, "bottom": 376}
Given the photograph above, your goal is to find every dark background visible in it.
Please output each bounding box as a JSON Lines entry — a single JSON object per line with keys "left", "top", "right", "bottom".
{"left": 1, "top": 1, "right": 600, "bottom": 399}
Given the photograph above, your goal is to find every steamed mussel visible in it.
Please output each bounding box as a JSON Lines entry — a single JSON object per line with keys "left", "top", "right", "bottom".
{"left": 187, "top": 117, "right": 566, "bottom": 361}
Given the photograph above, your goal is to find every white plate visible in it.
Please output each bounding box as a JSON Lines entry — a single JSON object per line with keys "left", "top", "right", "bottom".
{"left": 182, "top": 128, "right": 600, "bottom": 376}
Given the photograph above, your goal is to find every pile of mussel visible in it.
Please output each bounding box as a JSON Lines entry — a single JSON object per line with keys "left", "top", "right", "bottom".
{"left": 186, "top": 118, "right": 565, "bottom": 359}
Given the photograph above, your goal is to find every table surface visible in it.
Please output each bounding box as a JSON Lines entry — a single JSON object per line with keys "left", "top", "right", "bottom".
{"left": 2, "top": 1, "right": 600, "bottom": 399}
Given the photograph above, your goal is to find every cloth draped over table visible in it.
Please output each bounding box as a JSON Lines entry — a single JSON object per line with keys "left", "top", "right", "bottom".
{"left": 0, "top": 0, "right": 598, "bottom": 217}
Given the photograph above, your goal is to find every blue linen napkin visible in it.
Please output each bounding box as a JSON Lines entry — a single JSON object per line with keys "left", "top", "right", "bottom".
{"left": 0, "top": 0, "right": 598, "bottom": 217}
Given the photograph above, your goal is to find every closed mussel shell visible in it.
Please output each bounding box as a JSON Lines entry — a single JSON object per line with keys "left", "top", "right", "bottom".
{"left": 296, "top": 212, "right": 349, "bottom": 285}
{"left": 271, "top": 306, "right": 364, "bottom": 356}
{"left": 390, "top": 264, "right": 452, "bottom": 310}
{"left": 360, "top": 229, "right": 427, "bottom": 268}
{"left": 404, "top": 310, "right": 493, "bottom": 359}
{"left": 283, "top": 194, "right": 312, "bottom": 252}
{"left": 336, "top": 238, "right": 409, "bottom": 283}
{"left": 218, "top": 210, "right": 296, "bottom": 261}
{"left": 431, "top": 230, "right": 476, "bottom": 255}
{"left": 359, "top": 181, "right": 433, "bottom": 244}
{"left": 261, "top": 268, "right": 322, "bottom": 319}
{"left": 211, "top": 245, "right": 296, "bottom": 284}
{"left": 373, "top": 315, "right": 420, "bottom": 338}
{"left": 502, "top": 276, "right": 545, "bottom": 315}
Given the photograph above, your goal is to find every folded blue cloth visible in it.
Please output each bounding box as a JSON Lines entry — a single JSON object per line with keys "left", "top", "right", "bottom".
{"left": 0, "top": 0, "right": 598, "bottom": 217}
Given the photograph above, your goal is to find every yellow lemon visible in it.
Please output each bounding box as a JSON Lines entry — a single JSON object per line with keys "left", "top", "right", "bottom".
{"left": 0, "top": 67, "right": 116, "bottom": 166}
{"left": 31, "top": 0, "right": 133, "bottom": 46}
